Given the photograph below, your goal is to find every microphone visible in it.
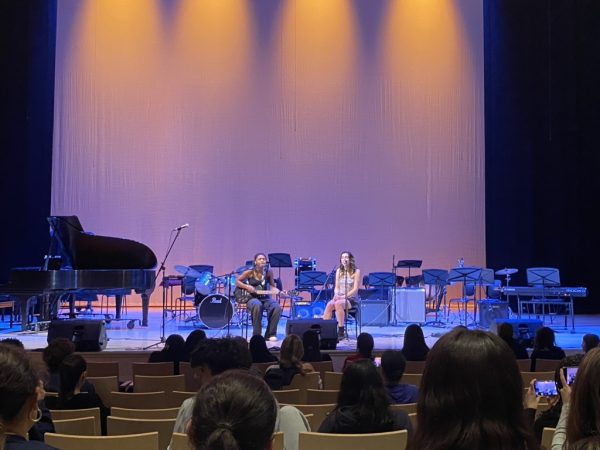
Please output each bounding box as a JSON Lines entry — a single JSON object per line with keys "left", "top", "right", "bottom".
{"left": 172, "top": 223, "right": 189, "bottom": 231}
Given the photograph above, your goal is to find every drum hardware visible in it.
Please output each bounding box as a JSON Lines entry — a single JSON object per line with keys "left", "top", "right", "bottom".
{"left": 174, "top": 265, "right": 203, "bottom": 279}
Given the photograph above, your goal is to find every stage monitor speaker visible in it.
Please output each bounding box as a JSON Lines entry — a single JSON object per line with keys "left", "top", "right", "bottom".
{"left": 393, "top": 288, "right": 426, "bottom": 323}
{"left": 478, "top": 300, "right": 509, "bottom": 329}
{"left": 491, "top": 318, "right": 543, "bottom": 348}
{"left": 47, "top": 319, "right": 107, "bottom": 352}
{"left": 292, "top": 301, "right": 326, "bottom": 319}
{"left": 286, "top": 319, "right": 338, "bottom": 350}
{"left": 359, "top": 300, "right": 389, "bottom": 326}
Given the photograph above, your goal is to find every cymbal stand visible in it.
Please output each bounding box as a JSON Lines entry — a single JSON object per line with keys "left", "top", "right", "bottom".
{"left": 144, "top": 227, "right": 185, "bottom": 350}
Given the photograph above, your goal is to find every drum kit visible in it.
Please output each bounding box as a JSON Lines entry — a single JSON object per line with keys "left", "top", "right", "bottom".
{"left": 174, "top": 264, "right": 251, "bottom": 329}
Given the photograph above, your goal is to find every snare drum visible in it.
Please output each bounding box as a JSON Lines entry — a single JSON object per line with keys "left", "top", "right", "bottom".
{"left": 197, "top": 294, "right": 234, "bottom": 328}
{"left": 195, "top": 272, "right": 215, "bottom": 296}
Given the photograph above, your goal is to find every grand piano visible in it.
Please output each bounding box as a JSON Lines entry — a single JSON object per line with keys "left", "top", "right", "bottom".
{"left": 0, "top": 216, "right": 157, "bottom": 330}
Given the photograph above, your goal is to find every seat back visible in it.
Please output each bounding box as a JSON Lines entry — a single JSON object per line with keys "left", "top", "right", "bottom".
{"left": 87, "top": 376, "right": 119, "bottom": 408}
{"left": 288, "top": 372, "right": 321, "bottom": 403}
{"left": 132, "top": 362, "right": 174, "bottom": 376}
{"left": 272, "top": 389, "right": 302, "bottom": 404}
{"left": 400, "top": 373, "right": 422, "bottom": 387}
{"left": 390, "top": 402, "right": 417, "bottom": 414}
{"left": 171, "top": 391, "right": 197, "bottom": 407}
{"left": 109, "top": 391, "right": 167, "bottom": 409}
{"left": 306, "top": 389, "right": 339, "bottom": 405}
{"left": 298, "top": 429, "right": 408, "bottom": 450}
{"left": 178, "top": 362, "right": 201, "bottom": 391}
{"left": 53, "top": 416, "right": 97, "bottom": 436}
{"left": 170, "top": 432, "right": 193, "bottom": 450}
{"left": 541, "top": 427, "right": 556, "bottom": 450}
{"left": 50, "top": 408, "right": 101, "bottom": 437}
{"left": 107, "top": 416, "right": 175, "bottom": 450}
{"left": 323, "top": 371, "right": 343, "bottom": 390}
{"left": 272, "top": 431, "right": 285, "bottom": 450}
{"left": 309, "top": 360, "right": 334, "bottom": 380}
{"left": 535, "top": 358, "right": 561, "bottom": 372}
{"left": 521, "top": 371, "right": 555, "bottom": 387}
{"left": 516, "top": 359, "right": 531, "bottom": 372}
{"left": 286, "top": 404, "right": 336, "bottom": 432}
{"left": 110, "top": 407, "right": 180, "bottom": 419}
{"left": 134, "top": 375, "right": 186, "bottom": 393}
{"left": 45, "top": 432, "right": 159, "bottom": 450}
{"left": 86, "top": 362, "right": 120, "bottom": 378}
{"left": 404, "top": 360, "right": 426, "bottom": 374}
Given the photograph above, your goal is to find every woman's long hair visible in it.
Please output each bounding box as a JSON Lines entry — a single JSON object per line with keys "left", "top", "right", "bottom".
{"left": 409, "top": 328, "right": 539, "bottom": 450}
{"left": 279, "top": 334, "right": 309, "bottom": 375}
{"left": 58, "top": 354, "right": 87, "bottom": 406}
{"left": 189, "top": 370, "right": 277, "bottom": 450}
{"left": 534, "top": 326, "right": 556, "bottom": 350}
{"left": 567, "top": 347, "right": 600, "bottom": 443}
{"left": 335, "top": 359, "right": 394, "bottom": 433}
{"left": 401, "top": 324, "right": 430, "bottom": 361}
{"left": 339, "top": 251, "right": 356, "bottom": 276}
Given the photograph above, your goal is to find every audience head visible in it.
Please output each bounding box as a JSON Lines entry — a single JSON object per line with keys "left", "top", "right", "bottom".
{"left": 249, "top": 335, "right": 272, "bottom": 362}
{"left": 534, "top": 326, "right": 556, "bottom": 350}
{"left": 184, "top": 330, "right": 207, "bottom": 359}
{"left": 336, "top": 359, "right": 394, "bottom": 433}
{"left": 190, "top": 338, "right": 252, "bottom": 385}
{"left": 163, "top": 334, "right": 186, "bottom": 359}
{"left": 0, "top": 338, "right": 25, "bottom": 349}
{"left": 410, "top": 328, "right": 538, "bottom": 450}
{"left": 43, "top": 337, "right": 75, "bottom": 373}
{"left": 0, "top": 344, "right": 43, "bottom": 444}
{"left": 402, "top": 324, "right": 429, "bottom": 359}
{"left": 497, "top": 322, "right": 515, "bottom": 342}
{"left": 279, "top": 334, "right": 304, "bottom": 371}
{"left": 188, "top": 370, "right": 277, "bottom": 450}
{"left": 58, "top": 354, "right": 87, "bottom": 404}
{"left": 381, "top": 349, "right": 407, "bottom": 384}
{"left": 567, "top": 347, "right": 600, "bottom": 444}
{"left": 582, "top": 333, "right": 599, "bottom": 353}
{"left": 302, "top": 330, "right": 320, "bottom": 354}
{"left": 356, "top": 332, "right": 374, "bottom": 358}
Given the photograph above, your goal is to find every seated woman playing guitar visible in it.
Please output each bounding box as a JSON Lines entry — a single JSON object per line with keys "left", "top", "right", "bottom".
{"left": 235, "top": 253, "right": 282, "bottom": 341}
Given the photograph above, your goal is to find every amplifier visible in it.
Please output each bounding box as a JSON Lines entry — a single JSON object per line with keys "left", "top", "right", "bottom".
{"left": 47, "top": 319, "right": 107, "bottom": 352}
{"left": 491, "top": 318, "right": 543, "bottom": 347}
{"left": 292, "top": 300, "right": 327, "bottom": 319}
{"left": 286, "top": 319, "right": 337, "bottom": 350}
{"left": 359, "top": 300, "right": 390, "bottom": 326}
{"left": 478, "top": 299, "right": 509, "bottom": 329}
{"left": 392, "top": 288, "right": 426, "bottom": 323}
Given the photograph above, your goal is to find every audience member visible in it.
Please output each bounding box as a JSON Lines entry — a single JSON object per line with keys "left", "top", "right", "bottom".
{"left": 0, "top": 344, "right": 58, "bottom": 450}
{"left": 318, "top": 359, "right": 411, "bottom": 434}
{"left": 170, "top": 338, "right": 307, "bottom": 450}
{"left": 581, "top": 333, "right": 599, "bottom": 353}
{"left": 0, "top": 338, "right": 25, "bottom": 349}
{"left": 408, "top": 327, "right": 539, "bottom": 450}
{"left": 530, "top": 327, "right": 566, "bottom": 371}
{"left": 534, "top": 354, "right": 583, "bottom": 443}
{"left": 188, "top": 370, "right": 277, "bottom": 450}
{"left": 497, "top": 322, "right": 529, "bottom": 359}
{"left": 55, "top": 354, "right": 108, "bottom": 435}
{"left": 552, "top": 347, "right": 600, "bottom": 449}
{"left": 42, "top": 338, "right": 77, "bottom": 392}
{"left": 183, "top": 330, "right": 206, "bottom": 361}
{"left": 249, "top": 335, "right": 278, "bottom": 363}
{"left": 401, "top": 324, "right": 430, "bottom": 361}
{"left": 380, "top": 349, "right": 418, "bottom": 404}
{"left": 264, "top": 334, "right": 315, "bottom": 390}
{"left": 342, "top": 332, "right": 374, "bottom": 370}
{"left": 148, "top": 333, "right": 186, "bottom": 374}
{"left": 301, "top": 330, "right": 332, "bottom": 362}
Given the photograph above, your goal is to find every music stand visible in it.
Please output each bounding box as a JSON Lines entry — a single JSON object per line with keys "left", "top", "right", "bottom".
{"left": 524, "top": 267, "right": 561, "bottom": 324}
{"left": 422, "top": 269, "right": 449, "bottom": 326}
{"left": 447, "top": 267, "right": 482, "bottom": 327}
{"left": 298, "top": 271, "right": 327, "bottom": 289}
{"left": 396, "top": 260, "right": 423, "bottom": 280}
{"left": 268, "top": 253, "right": 293, "bottom": 319}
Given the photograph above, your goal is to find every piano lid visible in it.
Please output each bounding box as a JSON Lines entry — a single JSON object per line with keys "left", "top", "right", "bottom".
{"left": 48, "top": 216, "right": 157, "bottom": 270}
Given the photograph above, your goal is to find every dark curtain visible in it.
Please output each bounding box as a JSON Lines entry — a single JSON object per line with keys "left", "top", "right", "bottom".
{"left": 485, "top": 0, "right": 600, "bottom": 312}
{"left": 0, "top": 0, "right": 56, "bottom": 282}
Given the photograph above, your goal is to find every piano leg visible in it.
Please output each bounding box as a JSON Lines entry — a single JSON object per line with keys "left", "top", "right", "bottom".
{"left": 141, "top": 293, "right": 149, "bottom": 326}
{"left": 115, "top": 295, "right": 123, "bottom": 320}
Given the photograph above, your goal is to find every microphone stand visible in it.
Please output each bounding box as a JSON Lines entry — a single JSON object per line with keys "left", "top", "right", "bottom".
{"left": 313, "top": 264, "right": 337, "bottom": 305}
{"left": 144, "top": 227, "right": 184, "bottom": 350}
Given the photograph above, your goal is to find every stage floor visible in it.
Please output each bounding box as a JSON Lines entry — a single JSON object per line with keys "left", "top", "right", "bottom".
{"left": 1, "top": 307, "right": 599, "bottom": 353}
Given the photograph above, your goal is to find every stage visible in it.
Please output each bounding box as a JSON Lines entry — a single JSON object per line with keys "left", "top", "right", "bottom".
{"left": 1, "top": 307, "right": 598, "bottom": 354}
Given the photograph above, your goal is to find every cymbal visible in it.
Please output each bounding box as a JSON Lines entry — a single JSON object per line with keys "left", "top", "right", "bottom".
{"left": 174, "top": 265, "right": 202, "bottom": 278}
{"left": 496, "top": 268, "right": 518, "bottom": 276}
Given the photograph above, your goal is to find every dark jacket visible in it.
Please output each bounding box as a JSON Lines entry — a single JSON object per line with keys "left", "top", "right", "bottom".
{"left": 386, "top": 383, "right": 418, "bottom": 404}
{"left": 318, "top": 406, "right": 411, "bottom": 434}
{"left": 5, "top": 435, "right": 58, "bottom": 450}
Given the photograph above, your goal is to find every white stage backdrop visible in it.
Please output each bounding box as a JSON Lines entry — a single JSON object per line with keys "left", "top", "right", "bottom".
{"left": 52, "top": 0, "right": 484, "bottom": 306}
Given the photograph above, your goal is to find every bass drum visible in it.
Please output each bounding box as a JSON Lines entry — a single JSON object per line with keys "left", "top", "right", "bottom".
{"left": 197, "top": 294, "right": 234, "bottom": 329}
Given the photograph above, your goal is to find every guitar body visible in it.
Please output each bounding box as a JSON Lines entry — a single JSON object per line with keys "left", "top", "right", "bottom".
{"left": 233, "top": 287, "right": 299, "bottom": 304}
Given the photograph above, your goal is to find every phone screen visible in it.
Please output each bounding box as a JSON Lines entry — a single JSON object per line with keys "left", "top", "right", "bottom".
{"left": 534, "top": 380, "right": 558, "bottom": 397}
{"left": 374, "top": 356, "right": 381, "bottom": 367}
{"left": 564, "top": 367, "right": 578, "bottom": 386}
